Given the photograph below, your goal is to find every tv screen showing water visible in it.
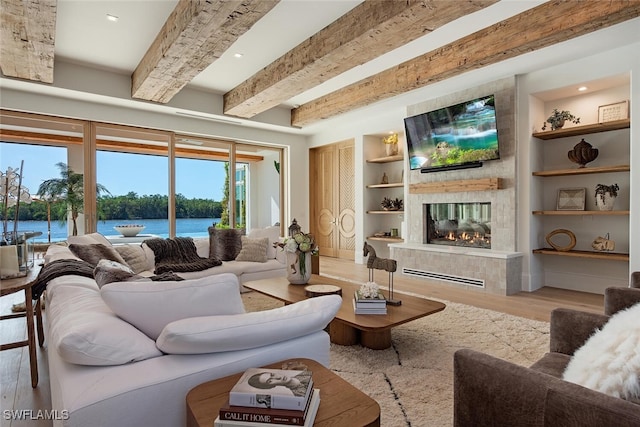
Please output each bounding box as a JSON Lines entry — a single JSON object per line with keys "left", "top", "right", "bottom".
{"left": 404, "top": 94, "right": 500, "bottom": 171}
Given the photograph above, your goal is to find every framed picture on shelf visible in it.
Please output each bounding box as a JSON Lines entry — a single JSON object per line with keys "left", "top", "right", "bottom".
{"left": 598, "top": 100, "right": 629, "bottom": 123}
{"left": 557, "top": 188, "right": 586, "bottom": 211}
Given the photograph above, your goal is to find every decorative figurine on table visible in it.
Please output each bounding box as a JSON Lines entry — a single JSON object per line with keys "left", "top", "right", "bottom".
{"left": 363, "top": 241, "right": 401, "bottom": 306}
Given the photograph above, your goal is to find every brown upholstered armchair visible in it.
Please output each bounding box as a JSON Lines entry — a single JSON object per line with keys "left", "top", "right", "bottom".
{"left": 454, "top": 277, "right": 640, "bottom": 427}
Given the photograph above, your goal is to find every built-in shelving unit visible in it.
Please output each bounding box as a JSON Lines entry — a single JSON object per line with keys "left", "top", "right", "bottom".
{"left": 531, "top": 114, "right": 630, "bottom": 264}
{"left": 364, "top": 138, "right": 405, "bottom": 256}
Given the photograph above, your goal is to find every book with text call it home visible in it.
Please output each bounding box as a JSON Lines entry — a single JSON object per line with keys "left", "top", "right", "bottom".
{"left": 218, "top": 387, "right": 316, "bottom": 426}
{"left": 214, "top": 389, "right": 320, "bottom": 427}
{"left": 229, "top": 368, "right": 313, "bottom": 410}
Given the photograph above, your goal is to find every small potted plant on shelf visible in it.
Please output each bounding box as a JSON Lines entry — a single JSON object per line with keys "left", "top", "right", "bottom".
{"left": 381, "top": 197, "right": 403, "bottom": 211}
{"left": 542, "top": 109, "right": 581, "bottom": 131}
{"left": 381, "top": 197, "right": 393, "bottom": 210}
{"left": 594, "top": 183, "right": 619, "bottom": 211}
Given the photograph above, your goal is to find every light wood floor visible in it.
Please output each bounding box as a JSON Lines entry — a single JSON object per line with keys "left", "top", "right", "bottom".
{"left": 0, "top": 256, "right": 604, "bottom": 427}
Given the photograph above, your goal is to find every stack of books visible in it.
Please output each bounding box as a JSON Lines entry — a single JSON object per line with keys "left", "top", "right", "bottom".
{"left": 353, "top": 290, "right": 387, "bottom": 314}
{"left": 214, "top": 367, "right": 319, "bottom": 427}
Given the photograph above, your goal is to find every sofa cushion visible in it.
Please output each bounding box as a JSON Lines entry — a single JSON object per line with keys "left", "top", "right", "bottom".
{"left": 156, "top": 295, "right": 341, "bottom": 354}
{"left": 45, "top": 244, "right": 81, "bottom": 263}
{"left": 563, "top": 302, "right": 640, "bottom": 400}
{"left": 247, "top": 226, "right": 280, "bottom": 259}
{"left": 114, "top": 244, "right": 149, "bottom": 274}
{"left": 69, "top": 243, "right": 129, "bottom": 268}
{"left": 208, "top": 227, "right": 245, "bottom": 261}
{"left": 235, "top": 236, "right": 269, "bottom": 263}
{"left": 67, "top": 232, "right": 111, "bottom": 247}
{"left": 100, "top": 273, "right": 245, "bottom": 340}
{"left": 94, "top": 259, "right": 148, "bottom": 288}
{"left": 47, "top": 284, "right": 162, "bottom": 366}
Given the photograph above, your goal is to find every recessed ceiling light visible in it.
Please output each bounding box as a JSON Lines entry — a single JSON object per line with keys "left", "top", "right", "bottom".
{"left": 578, "top": 86, "right": 588, "bottom": 92}
{"left": 234, "top": 53, "right": 243, "bottom": 59}
{"left": 106, "top": 14, "right": 119, "bottom": 22}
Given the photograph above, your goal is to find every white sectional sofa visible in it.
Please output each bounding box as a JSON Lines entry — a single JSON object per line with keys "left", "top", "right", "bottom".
{"left": 41, "top": 229, "right": 340, "bottom": 427}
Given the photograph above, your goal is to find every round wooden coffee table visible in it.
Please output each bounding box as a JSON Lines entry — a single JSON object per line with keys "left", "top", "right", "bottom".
{"left": 186, "top": 358, "right": 380, "bottom": 427}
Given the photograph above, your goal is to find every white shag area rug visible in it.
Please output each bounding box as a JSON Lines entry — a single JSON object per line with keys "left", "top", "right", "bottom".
{"left": 241, "top": 291, "right": 550, "bottom": 427}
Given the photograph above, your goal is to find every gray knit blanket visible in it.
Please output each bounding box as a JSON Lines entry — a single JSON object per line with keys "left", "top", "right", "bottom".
{"left": 144, "top": 237, "right": 222, "bottom": 274}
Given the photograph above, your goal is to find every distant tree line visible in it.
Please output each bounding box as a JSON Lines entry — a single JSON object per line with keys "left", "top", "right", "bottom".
{"left": 3, "top": 192, "right": 223, "bottom": 222}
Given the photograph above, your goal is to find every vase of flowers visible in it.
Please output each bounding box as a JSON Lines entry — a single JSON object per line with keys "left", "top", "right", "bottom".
{"left": 595, "top": 183, "right": 619, "bottom": 211}
{"left": 275, "top": 231, "right": 318, "bottom": 284}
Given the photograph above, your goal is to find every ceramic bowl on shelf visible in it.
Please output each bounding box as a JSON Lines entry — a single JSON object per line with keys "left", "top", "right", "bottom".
{"left": 114, "top": 225, "right": 145, "bottom": 237}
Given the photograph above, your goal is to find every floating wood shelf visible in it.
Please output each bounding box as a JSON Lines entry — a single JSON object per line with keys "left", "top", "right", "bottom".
{"left": 533, "top": 248, "right": 629, "bottom": 261}
{"left": 367, "top": 182, "right": 403, "bottom": 189}
{"left": 532, "top": 210, "right": 629, "bottom": 216}
{"left": 532, "top": 119, "right": 630, "bottom": 140}
{"left": 532, "top": 164, "right": 629, "bottom": 177}
{"left": 367, "top": 210, "right": 404, "bottom": 214}
{"left": 366, "top": 154, "right": 403, "bottom": 163}
{"left": 367, "top": 236, "right": 404, "bottom": 242}
{"left": 409, "top": 178, "right": 502, "bottom": 194}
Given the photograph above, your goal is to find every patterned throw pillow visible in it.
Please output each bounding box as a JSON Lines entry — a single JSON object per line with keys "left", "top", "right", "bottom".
{"left": 235, "top": 236, "right": 269, "bottom": 263}
{"left": 208, "top": 227, "right": 245, "bottom": 261}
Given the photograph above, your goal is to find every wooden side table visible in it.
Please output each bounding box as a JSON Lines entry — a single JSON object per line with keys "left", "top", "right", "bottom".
{"left": 186, "top": 358, "right": 380, "bottom": 427}
{"left": 1, "top": 264, "right": 42, "bottom": 388}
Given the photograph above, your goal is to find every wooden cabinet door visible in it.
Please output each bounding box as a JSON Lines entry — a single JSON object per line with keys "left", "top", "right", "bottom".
{"left": 310, "top": 140, "right": 355, "bottom": 260}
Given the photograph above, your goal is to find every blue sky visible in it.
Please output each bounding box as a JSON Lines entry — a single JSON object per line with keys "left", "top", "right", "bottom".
{"left": 0, "top": 142, "right": 225, "bottom": 200}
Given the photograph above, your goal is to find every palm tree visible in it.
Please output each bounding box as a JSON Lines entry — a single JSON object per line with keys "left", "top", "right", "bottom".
{"left": 37, "top": 162, "right": 110, "bottom": 236}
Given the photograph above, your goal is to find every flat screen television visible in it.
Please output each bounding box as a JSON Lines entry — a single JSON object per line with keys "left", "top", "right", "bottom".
{"left": 404, "top": 94, "right": 500, "bottom": 172}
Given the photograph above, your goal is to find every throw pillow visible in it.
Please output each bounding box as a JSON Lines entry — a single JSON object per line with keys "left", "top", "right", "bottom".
{"left": 208, "top": 227, "right": 245, "bottom": 261}
{"left": 563, "top": 302, "right": 640, "bottom": 400}
{"left": 156, "top": 295, "right": 342, "bottom": 354}
{"left": 247, "top": 226, "right": 281, "bottom": 259}
{"left": 69, "top": 243, "right": 129, "bottom": 268}
{"left": 100, "top": 273, "right": 245, "bottom": 340}
{"left": 93, "top": 259, "right": 148, "bottom": 289}
{"left": 67, "top": 232, "right": 112, "bottom": 247}
{"left": 47, "top": 284, "right": 162, "bottom": 366}
{"left": 235, "top": 236, "right": 269, "bottom": 263}
{"left": 114, "top": 244, "right": 149, "bottom": 274}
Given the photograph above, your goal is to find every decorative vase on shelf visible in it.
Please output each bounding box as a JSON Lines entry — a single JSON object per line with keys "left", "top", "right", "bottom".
{"left": 567, "top": 138, "right": 598, "bottom": 168}
{"left": 594, "top": 183, "right": 619, "bottom": 211}
{"left": 286, "top": 251, "right": 312, "bottom": 285}
{"left": 383, "top": 133, "right": 399, "bottom": 156}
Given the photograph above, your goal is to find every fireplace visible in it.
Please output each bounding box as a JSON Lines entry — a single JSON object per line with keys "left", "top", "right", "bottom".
{"left": 424, "top": 202, "right": 491, "bottom": 248}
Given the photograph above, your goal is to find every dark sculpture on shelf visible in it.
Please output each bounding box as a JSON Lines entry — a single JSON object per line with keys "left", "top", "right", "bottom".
{"left": 568, "top": 138, "right": 598, "bottom": 168}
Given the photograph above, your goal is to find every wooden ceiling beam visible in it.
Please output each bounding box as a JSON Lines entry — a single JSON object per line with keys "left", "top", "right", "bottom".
{"left": 0, "top": 0, "right": 57, "bottom": 83}
{"left": 224, "top": 0, "right": 497, "bottom": 118}
{"left": 131, "top": 0, "right": 279, "bottom": 104}
{"left": 291, "top": 0, "right": 640, "bottom": 128}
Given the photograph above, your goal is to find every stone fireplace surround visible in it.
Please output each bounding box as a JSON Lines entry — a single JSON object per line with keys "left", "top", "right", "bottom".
{"left": 391, "top": 78, "right": 523, "bottom": 295}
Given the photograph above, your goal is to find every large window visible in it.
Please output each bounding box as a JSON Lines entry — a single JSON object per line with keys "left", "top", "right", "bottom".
{"left": 1, "top": 110, "right": 285, "bottom": 240}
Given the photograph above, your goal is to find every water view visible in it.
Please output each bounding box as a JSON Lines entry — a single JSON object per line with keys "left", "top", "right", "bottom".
{"left": 10, "top": 218, "right": 220, "bottom": 243}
